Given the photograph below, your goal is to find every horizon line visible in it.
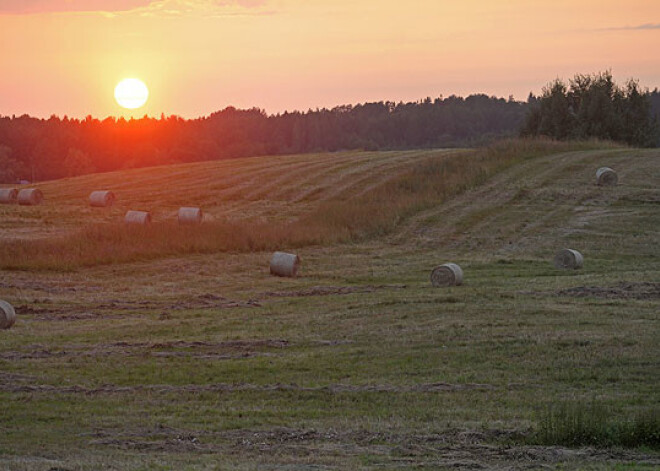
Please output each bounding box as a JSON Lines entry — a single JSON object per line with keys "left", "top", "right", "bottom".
{"left": 0, "top": 91, "right": 531, "bottom": 121}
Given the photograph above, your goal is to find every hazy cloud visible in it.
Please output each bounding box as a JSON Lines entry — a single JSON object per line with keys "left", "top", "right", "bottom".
{"left": 0, "top": 0, "right": 268, "bottom": 15}
{"left": 132, "top": 0, "right": 271, "bottom": 17}
{"left": 600, "top": 23, "right": 660, "bottom": 31}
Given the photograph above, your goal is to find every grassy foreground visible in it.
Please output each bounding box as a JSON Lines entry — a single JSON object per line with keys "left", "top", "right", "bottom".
{"left": 0, "top": 140, "right": 658, "bottom": 470}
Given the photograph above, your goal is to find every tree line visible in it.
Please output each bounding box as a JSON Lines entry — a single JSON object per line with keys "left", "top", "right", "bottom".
{"left": 0, "top": 72, "right": 658, "bottom": 183}
{"left": 0, "top": 95, "right": 526, "bottom": 182}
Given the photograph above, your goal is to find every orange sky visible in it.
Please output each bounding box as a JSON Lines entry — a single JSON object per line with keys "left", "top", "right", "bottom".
{"left": 1, "top": 0, "right": 659, "bottom": 118}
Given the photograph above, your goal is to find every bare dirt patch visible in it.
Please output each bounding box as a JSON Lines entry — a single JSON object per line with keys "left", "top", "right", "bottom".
{"left": 263, "top": 284, "right": 407, "bottom": 298}
{"left": 13, "top": 294, "right": 262, "bottom": 322}
{"left": 143, "top": 339, "right": 288, "bottom": 349}
{"left": 13, "top": 304, "right": 128, "bottom": 321}
{"left": 618, "top": 191, "right": 660, "bottom": 205}
{"left": 0, "top": 381, "right": 495, "bottom": 395}
{"left": 0, "top": 339, "right": 289, "bottom": 361}
{"left": 90, "top": 435, "right": 210, "bottom": 453}
{"left": 97, "top": 295, "right": 262, "bottom": 311}
{"left": 556, "top": 282, "right": 660, "bottom": 300}
{"left": 0, "top": 372, "right": 39, "bottom": 383}
{"left": 0, "top": 280, "right": 98, "bottom": 294}
{"left": 324, "top": 382, "right": 494, "bottom": 393}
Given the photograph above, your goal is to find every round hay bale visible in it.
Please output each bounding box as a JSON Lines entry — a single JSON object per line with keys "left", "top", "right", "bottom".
{"left": 0, "top": 300, "right": 16, "bottom": 330}
{"left": 270, "top": 252, "right": 301, "bottom": 277}
{"left": 124, "top": 210, "right": 151, "bottom": 225}
{"left": 554, "top": 249, "right": 584, "bottom": 269}
{"left": 178, "top": 207, "right": 203, "bottom": 224}
{"left": 430, "top": 263, "right": 463, "bottom": 287}
{"left": 0, "top": 188, "right": 18, "bottom": 204}
{"left": 89, "top": 190, "right": 116, "bottom": 207}
{"left": 17, "top": 188, "right": 43, "bottom": 206}
{"left": 596, "top": 167, "right": 618, "bottom": 186}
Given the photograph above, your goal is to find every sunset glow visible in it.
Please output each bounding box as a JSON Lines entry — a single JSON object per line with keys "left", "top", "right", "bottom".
{"left": 0, "top": 1, "right": 658, "bottom": 118}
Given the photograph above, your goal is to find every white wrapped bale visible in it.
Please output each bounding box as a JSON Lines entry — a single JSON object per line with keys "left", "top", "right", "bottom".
{"left": 89, "top": 190, "right": 115, "bottom": 207}
{"left": 596, "top": 167, "right": 618, "bottom": 186}
{"left": 0, "top": 188, "right": 18, "bottom": 204}
{"left": 0, "top": 300, "right": 16, "bottom": 330}
{"left": 124, "top": 210, "right": 151, "bottom": 225}
{"left": 430, "top": 263, "right": 463, "bottom": 287}
{"left": 270, "top": 252, "right": 301, "bottom": 277}
{"left": 178, "top": 207, "right": 203, "bottom": 224}
{"left": 17, "top": 188, "right": 43, "bottom": 206}
{"left": 554, "top": 249, "right": 584, "bottom": 269}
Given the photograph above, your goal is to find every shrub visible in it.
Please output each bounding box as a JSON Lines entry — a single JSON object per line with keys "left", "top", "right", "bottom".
{"left": 532, "top": 401, "right": 660, "bottom": 449}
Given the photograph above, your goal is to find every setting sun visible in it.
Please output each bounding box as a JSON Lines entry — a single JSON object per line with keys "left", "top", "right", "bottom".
{"left": 114, "top": 78, "right": 149, "bottom": 110}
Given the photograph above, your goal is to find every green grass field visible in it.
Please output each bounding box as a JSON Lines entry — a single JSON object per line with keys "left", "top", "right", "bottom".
{"left": 0, "top": 140, "right": 658, "bottom": 470}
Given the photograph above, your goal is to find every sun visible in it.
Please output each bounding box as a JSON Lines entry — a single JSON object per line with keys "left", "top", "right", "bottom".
{"left": 114, "top": 78, "right": 149, "bottom": 109}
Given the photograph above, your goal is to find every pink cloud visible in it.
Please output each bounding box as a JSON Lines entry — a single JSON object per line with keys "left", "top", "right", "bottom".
{"left": 0, "top": 0, "right": 152, "bottom": 14}
{"left": 0, "top": 0, "right": 266, "bottom": 14}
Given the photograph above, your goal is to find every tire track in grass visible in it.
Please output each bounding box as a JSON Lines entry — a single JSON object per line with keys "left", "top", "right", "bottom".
{"left": 218, "top": 154, "right": 348, "bottom": 201}
{"left": 283, "top": 151, "right": 423, "bottom": 202}
{"left": 241, "top": 151, "right": 380, "bottom": 201}
{"left": 390, "top": 150, "right": 624, "bottom": 249}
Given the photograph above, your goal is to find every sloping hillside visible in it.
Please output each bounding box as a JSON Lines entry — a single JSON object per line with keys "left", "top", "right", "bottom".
{"left": 395, "top": 147, "right": 659, "bottom": 261}
{"left": 0, "top": 149, "right": 460, "bottom": 240}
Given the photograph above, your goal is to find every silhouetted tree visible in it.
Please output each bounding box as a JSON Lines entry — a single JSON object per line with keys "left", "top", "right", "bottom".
{"left": 522, "top": 72, "right": 659, "bottom": 147}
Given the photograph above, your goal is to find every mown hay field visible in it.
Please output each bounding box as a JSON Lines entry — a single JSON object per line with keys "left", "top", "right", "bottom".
{"left": 0, "top": 140, "right": 658, "bottom": 470}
